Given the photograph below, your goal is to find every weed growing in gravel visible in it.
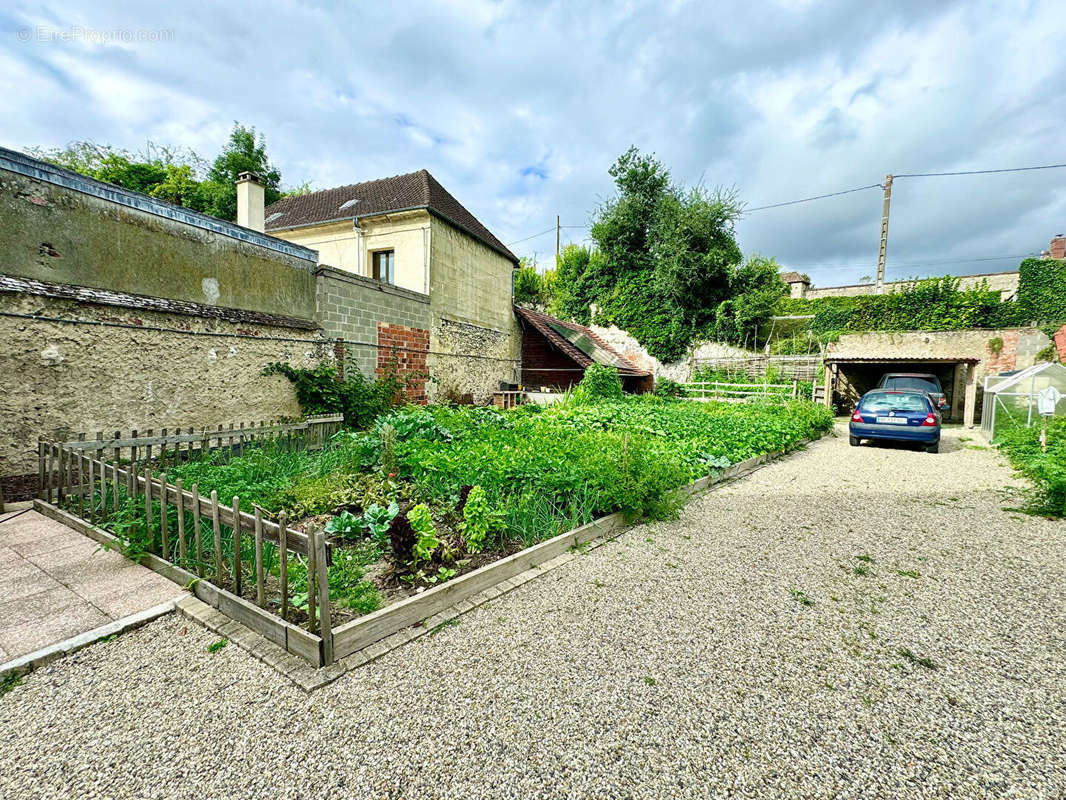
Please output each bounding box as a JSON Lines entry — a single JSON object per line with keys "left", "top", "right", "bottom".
{"left": 643, "top": 676, "right": 657, "bottom": 686}
{"left": 0, "top": 672, "right": 22, "bottom": 697}
{"left": 429, "top": 618, "right": 461, "bottom": 636}
{"left": 207, "top": 639, "right": 227, "bottom": 653}
{"left": 853, "top": 563, "right": 871, "bottom": 577}
{"left": 856, "top": 554, "right": 874, "bottom": 563}
{"left": 789, "top": 588, "right": 815, "bottom": 607}
{"left": 897, "top": 647, "right": 939, "bottom": 670}
{"left": 897, "top": 569, "right": 920, "bottom": 578}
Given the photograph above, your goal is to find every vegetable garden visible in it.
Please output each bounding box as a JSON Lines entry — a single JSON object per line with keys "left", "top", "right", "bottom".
{"left": 150, "top": 379, "right": 832, "bottom": 624}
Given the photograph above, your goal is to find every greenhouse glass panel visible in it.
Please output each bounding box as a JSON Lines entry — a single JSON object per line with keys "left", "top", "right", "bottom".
{"left": 981, "top": 361, "right": 1066, "bottom": 441}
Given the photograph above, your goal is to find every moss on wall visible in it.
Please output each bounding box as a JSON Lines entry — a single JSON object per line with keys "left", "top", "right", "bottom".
{"left": 0, "top": 170, "right": 317, "bottom": 319}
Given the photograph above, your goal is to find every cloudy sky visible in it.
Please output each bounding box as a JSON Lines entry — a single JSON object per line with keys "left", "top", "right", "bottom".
{"left": 2, "top": 0, "right": 1064, "bottom": 287}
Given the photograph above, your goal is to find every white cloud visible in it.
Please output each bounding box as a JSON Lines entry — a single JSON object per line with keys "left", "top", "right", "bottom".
{"left": 1, "top": 0, "right": 1063, "bottom": 286}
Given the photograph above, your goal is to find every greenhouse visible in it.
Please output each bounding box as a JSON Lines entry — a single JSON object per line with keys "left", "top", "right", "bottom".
{"left": 980, "top": 361, "right": 1066, "bottom": 441}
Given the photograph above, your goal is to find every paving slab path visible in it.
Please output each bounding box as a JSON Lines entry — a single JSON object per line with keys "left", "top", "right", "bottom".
{"left": 0, "top": 510, "right": 184, "bottom": 664}
{"left": 0, "top": 424, "right": 1063, "bottom": 799}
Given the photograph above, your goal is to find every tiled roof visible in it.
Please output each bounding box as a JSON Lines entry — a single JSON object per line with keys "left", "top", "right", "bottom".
{"left": 264, "top": 170, "right": 517, "bottom": 263}
{"left": 514, "top": 306, "right": 650, "bottom": 377}
{"left": 779, "top": 271, "right": 809, "bottom": 284}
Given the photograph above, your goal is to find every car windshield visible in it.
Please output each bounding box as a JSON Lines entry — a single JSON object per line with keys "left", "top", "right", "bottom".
{"left": 861, "top": 392, "right": 930, "bottom": 413}
{"left": 882, "top": 376, "right": 939, "bottom": 392}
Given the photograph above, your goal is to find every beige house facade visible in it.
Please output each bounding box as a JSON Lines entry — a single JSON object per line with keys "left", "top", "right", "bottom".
{"left": 237, "top": 170, "right": 521, "bottom": 402}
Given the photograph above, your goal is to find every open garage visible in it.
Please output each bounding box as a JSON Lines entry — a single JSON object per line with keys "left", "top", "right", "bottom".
{"left": 822, "top": 355, "right": 980, "bottom": 426}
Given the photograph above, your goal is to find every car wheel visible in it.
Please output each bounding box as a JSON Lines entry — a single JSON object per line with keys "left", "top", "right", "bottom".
{"left": 849, "top": 435, "right": 860, "bottom": 446}
{"left": 925, "top": 440, "right": 939, "bottom": 454}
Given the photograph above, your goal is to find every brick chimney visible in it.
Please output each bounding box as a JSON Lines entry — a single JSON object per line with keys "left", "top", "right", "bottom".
{"left": 1050, "top": 233, "right": 1066, "bottom": 260}
{"left": 236, "top": 171, "right": 264, "bottom": 232}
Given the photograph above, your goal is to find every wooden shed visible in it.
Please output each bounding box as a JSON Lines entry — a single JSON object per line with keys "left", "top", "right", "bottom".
{"left": 514, "top": 306, "right": 652, "bottom": 393}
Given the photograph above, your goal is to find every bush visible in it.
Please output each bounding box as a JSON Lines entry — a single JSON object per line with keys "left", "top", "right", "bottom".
{"left": 999, "top": 418, "right": 1066, "bottom": 517}
{"left": 654, "top": 378, "right": 685, "bottom": 398}
{"left": 1017, "top": 257, "right": 1066, "bottom": 324}
{"left": 574, "top": 364, "right": 624, "bottom": 403}
{"left": 263, "top": 359, "right": 412, "bottom": 429}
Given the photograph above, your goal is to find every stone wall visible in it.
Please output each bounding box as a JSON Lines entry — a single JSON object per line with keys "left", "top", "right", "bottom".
{"left": 0, "top": 147, "right": 318, "bottom": 318}
{"left": 0, "top": 290, "right": 330, "bottom": 498}
{"left": 428, "top": 217, "right": 520, "bottom": 403}
{"left": 315, "top": 265, "right": 431, "bottom": 381}
{"left": 589, "top": 323, "right": 757, "bottom": 382}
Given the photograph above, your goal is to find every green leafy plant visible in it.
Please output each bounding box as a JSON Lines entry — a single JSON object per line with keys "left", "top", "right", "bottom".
{"left": 324, "top": 510, "right": 362, "bottom": 539}
{"left": 573, "top": 363, "right": 624, "bottom": 403}
{"left": 988, "top": 336, "right": 1004, "bottom": 355}
{"left": 407, "top": 504, "right": 440, "bottom": 563}
{"left": 363, "top": 501, "right": 400, "bottom": 545}
{"left": 460, "top": 485, "right": 497, "bottom": 553}
{"left": 654, "top": 378, "right": 685, "bottom": 398}
{"left": 207, "top": 639, "right": 228, "bottom": 653}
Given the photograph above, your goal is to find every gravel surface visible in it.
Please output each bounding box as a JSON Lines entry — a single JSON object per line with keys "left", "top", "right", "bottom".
{"left": 1, "top": 423, "right": 1063, "bottom": 799}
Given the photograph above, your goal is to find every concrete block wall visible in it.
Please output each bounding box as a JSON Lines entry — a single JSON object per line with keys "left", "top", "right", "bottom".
{"left": 315, "top": 266, "right": 431, "bottom": 381}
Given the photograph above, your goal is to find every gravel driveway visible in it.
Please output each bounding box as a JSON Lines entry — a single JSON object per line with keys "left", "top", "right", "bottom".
{"left": 2, "top": 423, "right": 1063, "bottom": 799}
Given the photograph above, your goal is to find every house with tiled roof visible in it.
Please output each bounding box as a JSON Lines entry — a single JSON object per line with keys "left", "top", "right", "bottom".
{"left": 236, "top": 169, "right": 520, "bottom": 402}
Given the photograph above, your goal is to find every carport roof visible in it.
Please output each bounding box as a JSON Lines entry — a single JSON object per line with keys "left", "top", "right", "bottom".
{"left": 824, "top": 355, "right": 980, "bottom": 364}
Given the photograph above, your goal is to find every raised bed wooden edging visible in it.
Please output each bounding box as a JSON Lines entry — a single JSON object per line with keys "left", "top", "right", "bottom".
{"left": 32, "top": 500, "right": 326, "bottom": 665}
{"left": 328, "top": 438, "right": 815, "bottom": 663}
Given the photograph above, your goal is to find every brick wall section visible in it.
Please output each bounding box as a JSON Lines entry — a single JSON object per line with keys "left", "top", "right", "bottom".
{"left": 985, "top": 330, "right": 1019, "bottom": 374}
{"left": 1055, "top": 325, "right": 1066, "bottom": 362}
{"left": 314, "top": 266, "right": 431, "bottom": 380}
{"left": 377, "top": 322, "right": 429, "bottom": 403}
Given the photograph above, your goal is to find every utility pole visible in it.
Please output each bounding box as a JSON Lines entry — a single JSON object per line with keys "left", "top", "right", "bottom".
{"left": 555, "top": 215, "right": 561, "bottom": 267}
{"left": 875, "top": 174, "right": 893, "bottom": 294}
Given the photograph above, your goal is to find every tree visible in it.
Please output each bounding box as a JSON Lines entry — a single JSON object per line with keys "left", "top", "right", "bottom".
{"left": 711, "top": 254, "right": 788, "bottom": 344}
{"left": 513, "top": 258, "right": 545, "bottom": 307}
{"left": 29, "top": 124, "right": 284, "bottom": 222}
{"left": 556, "top": 147, "right": 745, "bottom": 361}
{"left": 203, "top": 123, "right": 282, "bottom": 221}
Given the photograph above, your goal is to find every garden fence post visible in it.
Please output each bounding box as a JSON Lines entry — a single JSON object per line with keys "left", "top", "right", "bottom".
{"left": 232, "top": 496, "right": 242, "bottom": 595}
{"left": 315, "top": 528, "right": 333, "bottom": 665}
{"left": 37, "top": 438, "right": 45, "bottom": 500}
{"left": 278, "top": 511, "right": 289, "bottom": 620}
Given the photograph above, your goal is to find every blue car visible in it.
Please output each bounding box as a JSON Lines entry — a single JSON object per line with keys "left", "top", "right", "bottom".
{"left": 849, "top": 389, "right": 942, "bottom": 453}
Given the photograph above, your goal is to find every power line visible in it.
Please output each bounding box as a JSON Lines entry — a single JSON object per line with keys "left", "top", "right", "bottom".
{"left": 507, "top": 223, "right": 590, "bottom": 247}
{"left": 783, "top": 253, "right": 1034, "bottom": 271}
{"left": 745, "top": 184, "right": 884, "bottom": 212}
{"left": 895, "top": 164, "right": 1066, "bottom": 178}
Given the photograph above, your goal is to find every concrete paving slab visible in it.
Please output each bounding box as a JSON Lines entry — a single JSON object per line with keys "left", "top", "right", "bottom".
{"left": 0, "top": 510, "right": 186, "bottom": 661}
{"left": 0, "top": 603, "right": 111, "bottom": 658}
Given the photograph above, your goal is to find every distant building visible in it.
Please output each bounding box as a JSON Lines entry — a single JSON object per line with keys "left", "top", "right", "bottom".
{"left": 779, "top": 232, "right": 1066, "bottom": 301}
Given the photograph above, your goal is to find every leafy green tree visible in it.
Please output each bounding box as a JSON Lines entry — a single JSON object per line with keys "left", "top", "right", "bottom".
{"left": 711, "top": 254, "right": 787, "bottom": 345}
{"left": 203, "top": 123, "right": 282, "bottom": 220}
{"left": 558, "top": 147, "right": 745, "bottom": 361}
{"left": 513, "top": 258, "right": 546, "bottom": 307}
{"left": 29, "top": 124, "right": 284, "bottom": 222}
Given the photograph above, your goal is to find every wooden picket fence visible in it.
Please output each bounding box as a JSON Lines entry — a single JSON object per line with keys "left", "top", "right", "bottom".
{"left": 680, "top": 380, "right": 799, "bottom": 401}
{"left": 36, "top": 414, "right": 343, "bottom": 666}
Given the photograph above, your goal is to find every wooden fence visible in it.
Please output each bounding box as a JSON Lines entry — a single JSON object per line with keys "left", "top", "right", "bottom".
{"left": 680, "top": 380, "right": 799, "bottom": 401}
{"left": 36, "top": 414, "right": 343, "bottom": 666}
{"left": 691, "top": 354, "right": 820, "bottom": 381}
